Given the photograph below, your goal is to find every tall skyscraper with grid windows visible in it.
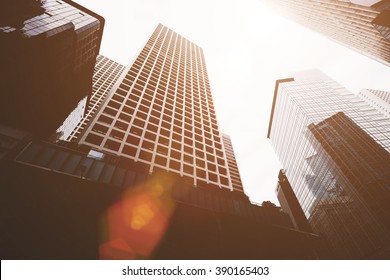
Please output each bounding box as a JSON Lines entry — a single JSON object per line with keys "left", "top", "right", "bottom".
{"left": 77, "top": 24, "right": 234, "bottom": 190}
{"left": 268, "top": 70, "right": 390, "bottom": 258}
{"left": 261, "top": 0, "right": 390, "bottom": 66}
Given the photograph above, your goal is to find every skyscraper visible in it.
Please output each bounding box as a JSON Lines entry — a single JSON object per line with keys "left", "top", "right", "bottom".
{"left": 0, "top": 0, "right": 104, "bottom": 137}
{"left": 261, "top": 0, "right": 390, "bottom": 66}
{"left": 77, "top": 24, "right": 233, "bottom": 190}
{"left": 57, "top": 54, "right": 126, "bottom": 141}
{"left": 267, "top": 70, "right": 390, "bottom": 258}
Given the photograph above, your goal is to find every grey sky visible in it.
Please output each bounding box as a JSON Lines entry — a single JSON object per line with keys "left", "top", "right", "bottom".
{"left": 77, "top": 0, "right": 390, "bottom": 204}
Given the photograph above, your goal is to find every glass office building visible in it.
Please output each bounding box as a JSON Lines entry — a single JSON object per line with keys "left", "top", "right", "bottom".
{"left": 268, "top": 70, "right": 390, "bottom": 258}
{"left": 261, "top": 0, "right": 390, "bottom": 66}
{"left": 77, "top": 24, "right": 234, "bottom": 190}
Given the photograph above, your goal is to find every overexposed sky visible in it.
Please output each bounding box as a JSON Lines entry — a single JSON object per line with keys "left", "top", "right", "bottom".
{"left": 77, "top": 0, "right": 389, "bottom": 204}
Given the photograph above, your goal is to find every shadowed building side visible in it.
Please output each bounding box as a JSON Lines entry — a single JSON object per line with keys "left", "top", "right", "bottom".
{"left": 0, "top": 126, "right": 325, "bottom": 259}
{"left": 0, "top": 0, "right": 104, "bottom": 138}
{"left": 276, "top": 170, "right": 313, "bottom": 233}
{"left": 307, "top": 112, "right": 390, "bottom": 258}
{"left": 222, "top": 133, "right": 245, "bottom": 193}
{"left": 55, "top": 55, "right": 126, "bottom": 141}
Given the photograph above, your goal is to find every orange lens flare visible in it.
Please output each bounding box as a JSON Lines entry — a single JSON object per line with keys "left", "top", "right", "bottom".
{"left": 99, "top": 172, "right": 176, "bottom": 259}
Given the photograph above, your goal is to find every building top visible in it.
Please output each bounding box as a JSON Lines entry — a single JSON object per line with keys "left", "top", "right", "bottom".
{"left": 267, "top": 78, "right": 294, "bottom": 139}
{"left": 0, "top": 0, "right": 103, "bottom": 38}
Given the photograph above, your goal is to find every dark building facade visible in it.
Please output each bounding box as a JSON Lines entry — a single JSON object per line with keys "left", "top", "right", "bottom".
{"left": 307, "top": 112, "right": 390, "bottom": 258}
{"left": 0, "top": 0, "right": 104, "bottom": 137}
{"left": 0, "top": 126, "right": 324, "bottom": 259}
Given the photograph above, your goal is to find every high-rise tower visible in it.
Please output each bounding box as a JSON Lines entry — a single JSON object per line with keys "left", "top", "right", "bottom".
{"left": 267, "top": 70, "right": 390, "bottom": 258}
{"left": 261, "top": 0, "right": 390, "bottom": 66}
{"left": 77, "top": 24, "right": 233, "bottom": 190}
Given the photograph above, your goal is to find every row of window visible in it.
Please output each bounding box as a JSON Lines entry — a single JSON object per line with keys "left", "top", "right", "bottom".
{"left": 83, "top": 133, "right": 228, "bottom": 185}
{"left": 136, "top": 43, "right": 208, "bottom": 76}
{"left": 118, "top": 79, "right": 213, "bottom": 106}
{"left": 131, "top": 58, "right": 208, "bottom": 81}
{"left": 136, "top": 53, "right": 207, "bottom": 73}
{"left": 119, "top": 79, "right": 212, "bottom": 105}
{"left": 106, "top": 90, "right": 217, "bottom": 122}
{"left": 94, "top": 71, "right": 122, "bottom": 82}
{"left": 108, "top": 92, "right": 217, "bottom": 124}
{"left": 89, "top": 120, "right": 224, "bottom": 154}
{"left": 96, "top": 110, "right": 221, "bottom": 145}
{"left": 128, "top": 56, "right": 210, "bottom": 82}
{"left": 86, "top": 123, "right": 225, "bottom": 157}
{"left": 144, "top": 39, "right": 201, "bottom": 59}
{"left": 125, "top": 72, "right": 211, "bottom": 96}
{"left": 119, "top": 81, "right": 213, "bottom": 113}
{"left": 128, "top": 67, "right": 209, "bottom": 94}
